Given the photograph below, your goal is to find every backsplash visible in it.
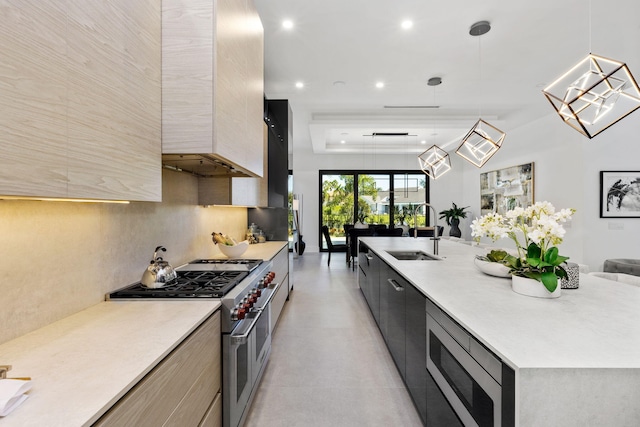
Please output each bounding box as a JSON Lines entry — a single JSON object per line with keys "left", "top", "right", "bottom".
{"left": 0, "top": 169, "right": 247, "bottom": 344}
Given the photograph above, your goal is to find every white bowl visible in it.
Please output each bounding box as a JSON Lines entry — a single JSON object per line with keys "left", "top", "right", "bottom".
{"left": 218, "top": 241, "right": 249, "bottom": 258}
{"left": 474, "top": 256, "right": 512, "bottom": 278}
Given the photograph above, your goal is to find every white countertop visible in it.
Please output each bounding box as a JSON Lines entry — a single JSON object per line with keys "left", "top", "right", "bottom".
{"left": 360, "top": 237, "right": 640, "bottom": 370}
{"left": 213, "top": 241, "right": 287, "bottom": 261}
{"left": 0, "top": 301, "right": 220, "bottom": 426}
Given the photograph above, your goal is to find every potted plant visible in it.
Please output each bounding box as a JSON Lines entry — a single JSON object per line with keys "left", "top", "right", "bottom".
{"left": 355, "top": 206, "right": 369, "bottom": 228}
{"left": 438, "top": 202, "right": 470, "bottom": 237}
{"left": 470, "top": 201, "right": 576, "bottom": 298}
{"left": 394, "top": 205, "right": 410, "bottom": 235}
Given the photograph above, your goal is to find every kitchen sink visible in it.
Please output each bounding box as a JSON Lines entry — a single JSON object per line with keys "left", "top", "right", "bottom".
{"left": 386, "top": 250, "right": 441, "bottom": 261}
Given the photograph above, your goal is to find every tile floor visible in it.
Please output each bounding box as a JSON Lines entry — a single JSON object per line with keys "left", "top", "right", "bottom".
{"left": 244, "top": 252, "right": 423, "bottom": 427}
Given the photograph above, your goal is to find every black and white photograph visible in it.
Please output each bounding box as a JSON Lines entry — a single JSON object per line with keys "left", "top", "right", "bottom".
{"left": 600, "top": 171, "right": 640, "bottom": 218}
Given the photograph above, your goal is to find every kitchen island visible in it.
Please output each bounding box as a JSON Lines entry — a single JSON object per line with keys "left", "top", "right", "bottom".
{"left": 0, "top": 301, "right": 220, "bottom": 426}
{"left": 360, "top": 237, "right": 640, "bottom": 426}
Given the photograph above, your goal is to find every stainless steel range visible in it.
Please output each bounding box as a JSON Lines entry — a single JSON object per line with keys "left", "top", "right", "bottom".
{"left": 108, "top": 258, "right": 279, "bottom": 427}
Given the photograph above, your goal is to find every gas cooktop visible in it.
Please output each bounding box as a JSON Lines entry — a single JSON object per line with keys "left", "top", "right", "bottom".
{"left": 109, "top": 270, "right": 250, "bottom": 299}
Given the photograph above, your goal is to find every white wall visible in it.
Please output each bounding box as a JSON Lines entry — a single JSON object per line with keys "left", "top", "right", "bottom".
{"left": 0, "top": 169, "right": 248, "bottom": 344}
{"left": 292, "top": 111, "right": 640, "bottom": 272}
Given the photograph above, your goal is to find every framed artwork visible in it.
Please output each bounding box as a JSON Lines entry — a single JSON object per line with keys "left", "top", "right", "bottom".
{"left": 480, "top": 162, "right": 534, "bottom": 215}
{"left": 600, "top": 171, "right": 640, "bottom": 218}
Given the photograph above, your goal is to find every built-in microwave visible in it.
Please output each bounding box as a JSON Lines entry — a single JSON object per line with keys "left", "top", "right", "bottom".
{"left": 426, "top": 299, "right": 514, "bottom": 427}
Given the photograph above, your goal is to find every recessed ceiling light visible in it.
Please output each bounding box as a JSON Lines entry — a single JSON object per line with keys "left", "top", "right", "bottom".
{"left": 375, "top": 81, "right": 385, "bottom": 89}
{"left": 401, "top": 20, "right": 413, "bottom": 30}
{"left": 282, "top": 19, "right": 294, "bottom": 30}
{"left": 340, "top": 140, "right": 346, "bottom": 144}
{"left": 295, "top": 81, "right": 304, "bottom": 88}
{"left": 421, "top": 140, "right": 427, "bottom": 144}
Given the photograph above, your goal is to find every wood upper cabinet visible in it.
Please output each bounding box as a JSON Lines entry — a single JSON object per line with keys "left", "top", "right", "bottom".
{"left": 162, "top": 0, "right": 264, "bottom": 178}
{"left": 0, "top": 1, "right": 162, "bottom": 202}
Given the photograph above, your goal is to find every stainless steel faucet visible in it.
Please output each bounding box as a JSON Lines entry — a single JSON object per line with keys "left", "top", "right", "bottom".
{"left": 413, "top": 202, "right": 440, "bottom": 255}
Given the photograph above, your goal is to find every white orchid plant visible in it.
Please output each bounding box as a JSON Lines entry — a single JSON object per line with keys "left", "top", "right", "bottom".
{"left": 471, "top": 201, "right": 576, "bottom": 293}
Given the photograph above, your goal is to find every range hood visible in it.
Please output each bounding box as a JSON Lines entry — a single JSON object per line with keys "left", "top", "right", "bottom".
{"left": 161, "top": 154, "right": 257, "bottom": 178}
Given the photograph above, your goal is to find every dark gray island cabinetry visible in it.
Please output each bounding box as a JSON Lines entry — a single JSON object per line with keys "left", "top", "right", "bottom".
{"left": 360, "top": 242, "right": 429, "bottom": 423}
{"left": 357, "top": 236, "right": 640, "bottom": 427}
{"left": 358, "top": 239, "right": 515, "bottom": 426}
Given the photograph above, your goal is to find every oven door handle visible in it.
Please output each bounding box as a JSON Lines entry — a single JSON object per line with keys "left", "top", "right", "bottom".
{"left": 253, "top": 281, "right": 281, "bottom": 311}
{"left": 230, "top": 312, "right": 261, "bottom": 345}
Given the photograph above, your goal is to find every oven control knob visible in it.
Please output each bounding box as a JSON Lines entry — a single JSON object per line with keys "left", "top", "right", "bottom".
{"left": 253, "top": 288, "right": 261, "bottom": 297}
{"left": 231, "top": 307, "right": 246, "bottom": 321}
{"left": 259, "top": 279, "right": 267, "bottom": 289}
{"left": 243, "top": 295, "right": 254, "bottom": 308}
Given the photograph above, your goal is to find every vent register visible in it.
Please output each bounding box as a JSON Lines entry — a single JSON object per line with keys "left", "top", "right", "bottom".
{"left": 162, "top": 154, "right": 255, "bottom": 178}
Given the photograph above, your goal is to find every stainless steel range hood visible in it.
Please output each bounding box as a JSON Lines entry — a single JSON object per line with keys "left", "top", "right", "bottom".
{"left": 161, "top": 154, "right": 257, "bottom": 178}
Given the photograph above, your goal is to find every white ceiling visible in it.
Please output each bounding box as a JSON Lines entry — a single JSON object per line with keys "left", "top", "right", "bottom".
{"left": 254, "top": 0, "right": 640, "bottom": 155}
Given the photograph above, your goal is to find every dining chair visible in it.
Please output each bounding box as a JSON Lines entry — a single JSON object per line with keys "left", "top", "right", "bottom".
{"left": 322, "top": 225, "right": 347, "bottom": 266}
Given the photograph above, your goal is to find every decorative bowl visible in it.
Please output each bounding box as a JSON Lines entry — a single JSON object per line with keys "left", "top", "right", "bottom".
{"left": 474, "top": 256, "right": 512, "bottom": 278}
{"left": 218, "top": 241, "right": 249, "bottom": 258}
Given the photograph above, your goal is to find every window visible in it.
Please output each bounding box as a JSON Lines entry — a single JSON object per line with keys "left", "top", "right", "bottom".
{"left": 319, "top": 170, "right": 429, "bottom": 250}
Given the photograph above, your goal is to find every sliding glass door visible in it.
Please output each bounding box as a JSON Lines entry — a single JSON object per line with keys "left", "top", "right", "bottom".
{"left": 320, "top": 170, "right": 428, "bottom": 250}
{"left": 321, "top": 174, "right": 354, "bottom": 248}
{"left": 393, "top": 173, "right": 428, "bottom": 229}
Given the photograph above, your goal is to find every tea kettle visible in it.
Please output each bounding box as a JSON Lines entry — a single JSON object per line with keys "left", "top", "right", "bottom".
{"left": 141, "top": 246, "right": 178, "bottom": 288}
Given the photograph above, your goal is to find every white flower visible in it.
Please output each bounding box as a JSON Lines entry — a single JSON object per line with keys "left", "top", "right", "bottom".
{"left": 470, "top": 201, "right": 575, "bottom": 253}
{"left": 505, "top": 207, "right": 525, "bottom": 220}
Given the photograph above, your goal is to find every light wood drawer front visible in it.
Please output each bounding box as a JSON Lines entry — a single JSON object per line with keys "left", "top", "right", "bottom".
{"left": 163, "top": 362, "right": 218, "bottom": 427}
{"left": 94, "top": 311, "right": 220, "bottom": 427}
{"left": 199, "top": 392, "right": 222, "bottom": 427}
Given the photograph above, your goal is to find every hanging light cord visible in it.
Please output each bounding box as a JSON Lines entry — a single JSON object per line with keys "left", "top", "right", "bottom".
{"left": 588, "top": 0, "right": 592, "bottom": 53}
{"left": 478, "top": 34, "right": 483, "bottom": 118}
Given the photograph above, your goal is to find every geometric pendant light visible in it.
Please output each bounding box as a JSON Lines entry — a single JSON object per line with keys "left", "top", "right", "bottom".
{"left": 456, "top": 21, "right": 505, "bottom": 168}
{"left": 542, "top": 53, "right": 640, "bottom": 138}
{"left": 418, "top": 77, "right": 451, "bottom": 179}
{"left": 418, "top": 144, "right": 452, "bottom": 180}
{"left": 455, "top": 118, "right": 506, "bottom": 167}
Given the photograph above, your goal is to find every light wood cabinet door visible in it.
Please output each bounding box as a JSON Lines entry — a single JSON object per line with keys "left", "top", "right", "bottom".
{"left": 162, "top": 0, "right": 264, "bottom": 178}
{"left": 0, "top": 1, "right": 162, "bottom": 201}
{"left": 94, "top": 311, "right": 221, "bottom": 427}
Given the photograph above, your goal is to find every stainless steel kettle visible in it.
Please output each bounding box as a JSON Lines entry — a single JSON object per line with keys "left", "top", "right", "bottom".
{"left": 141, "top": 246, "right": 178, "bottom": 288}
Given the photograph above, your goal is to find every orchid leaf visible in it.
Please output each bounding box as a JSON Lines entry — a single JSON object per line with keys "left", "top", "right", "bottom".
{"left": 527, "top": 243, "right": 541, "bottom": 259}
{"left": 541, "top": 271, "right": 558, "bottom": 293}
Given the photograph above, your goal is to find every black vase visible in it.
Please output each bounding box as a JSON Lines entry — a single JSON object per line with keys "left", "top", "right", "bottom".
{"left": 449, "top": 218, "right": 462, "bottom": 238}
{"left": 295, "top": 236, "right": 306, "bottom": 255}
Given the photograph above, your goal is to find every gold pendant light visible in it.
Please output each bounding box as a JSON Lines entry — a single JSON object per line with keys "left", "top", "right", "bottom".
{"left": 543, "top": 1, "right": 640, "bottom": 138}
{"left": 543, "top": 55, "right": 640, "bottom": 138}
{"left": 418, "top": 144, "right": 451, "bottom": 179}
{"left": 418, "top": 77, "right": 452, "bottom": 179}
{"left": 456, "top": 21, "right": 505, "bottom": 168}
